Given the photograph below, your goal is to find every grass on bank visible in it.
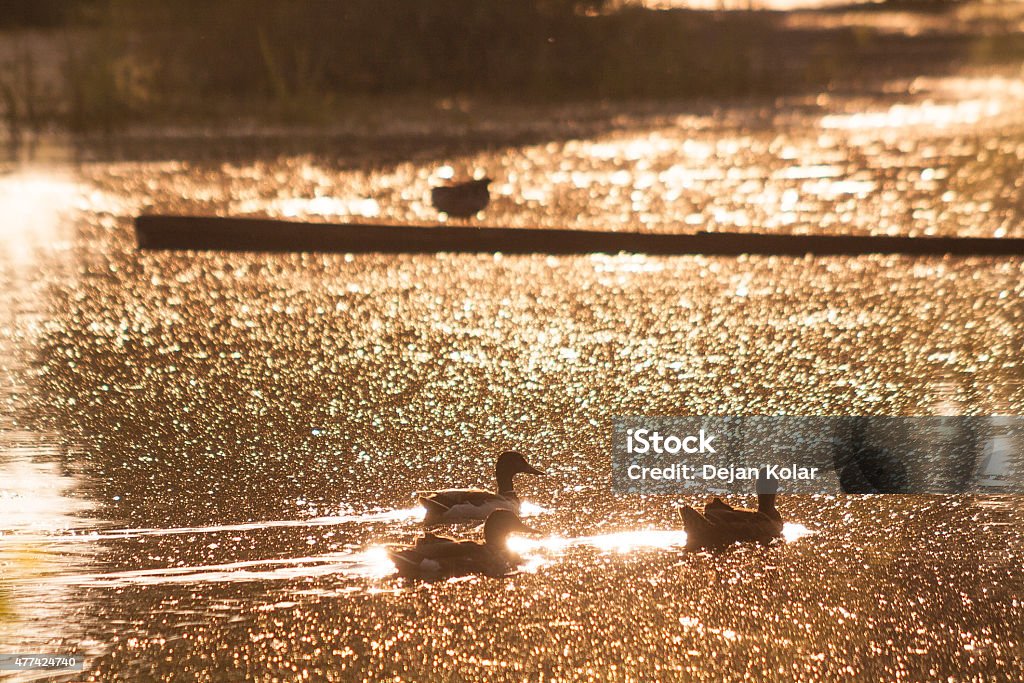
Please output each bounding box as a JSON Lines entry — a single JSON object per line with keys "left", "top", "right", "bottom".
{"left": 0, "top": 0, "right": 1019, "bottom": 135}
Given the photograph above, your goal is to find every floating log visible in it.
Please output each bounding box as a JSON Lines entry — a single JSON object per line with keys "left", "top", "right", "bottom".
{"left": 135, "top": 214, "right": 1024, "bottom": 257}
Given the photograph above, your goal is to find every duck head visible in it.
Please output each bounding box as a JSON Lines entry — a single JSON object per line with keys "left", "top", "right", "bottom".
{"left": 483, "top": 509, "right": 539, "bottom": 547}
{"left": 495, "top": 450, "right": 545, "bottom": 494}
{"left": 756, "top": 467, "right": 781, "bottom": 518}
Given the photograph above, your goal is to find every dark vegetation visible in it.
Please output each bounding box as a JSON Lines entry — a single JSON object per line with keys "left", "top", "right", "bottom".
{"left": 0, "top": 0, "right": 1016, "bottom": 133}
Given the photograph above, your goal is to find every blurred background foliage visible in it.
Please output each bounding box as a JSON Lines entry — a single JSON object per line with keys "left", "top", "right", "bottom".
{"left": 0, "top": 0, "right": 1010, "bottom": 132}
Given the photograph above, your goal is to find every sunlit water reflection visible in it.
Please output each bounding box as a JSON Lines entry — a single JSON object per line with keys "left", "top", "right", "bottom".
{"left": 1, "top": 59, "right": 1024, "bottom": 680}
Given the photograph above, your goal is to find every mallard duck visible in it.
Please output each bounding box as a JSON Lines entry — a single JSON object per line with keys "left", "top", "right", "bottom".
{"left": 387, "top": 509, "right": 539, "bottom": 578}
{"left": 417, "top": 450, "right": 545, "bottom": 526}
{"left": 681, "top": 476, "right": 783, "bottom": 550}
{"left": 431, "top": 177, "right": 491, "bottom": 218}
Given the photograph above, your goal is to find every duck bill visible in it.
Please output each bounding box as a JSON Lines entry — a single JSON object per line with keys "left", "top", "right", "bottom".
{"left": 514, "top": 521, "right": 542, "bottom": 536}
{"left": 521, "top": 463, "right": 545, "bottom": 476}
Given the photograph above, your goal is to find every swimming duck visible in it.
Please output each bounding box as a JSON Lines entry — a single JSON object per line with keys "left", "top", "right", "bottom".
{"left": 387, "top": 509, "right": 539, "bottom": 578}
{"left": 417, "top": 450, "right": 545, "bottom": 526}
{"left": 681, "top": 475, "right": 783, "bottom": 550}
{"left": 431, "top": 177, "right": 491, "bottom": 218}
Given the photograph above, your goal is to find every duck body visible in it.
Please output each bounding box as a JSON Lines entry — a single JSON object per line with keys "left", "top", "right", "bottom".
{"left": 431, "top": 177, "right": 491, "bottom": 218}
{"left": 417, "top": 451, "right": 544, "bottom": 526}
{"left": 388, "top": 510, "right": 537, "bottom": 579}
{"left": 703, "top": 496, "right": 733, "bottom": 515}
{"left": 388, "top": 536, "right": 516, "bottom": 578}
{"left": 418, "top": 489, "right": 520, "bottom": 524}
{"left": 683, "top": 493, "right": 784, "bottom": 550}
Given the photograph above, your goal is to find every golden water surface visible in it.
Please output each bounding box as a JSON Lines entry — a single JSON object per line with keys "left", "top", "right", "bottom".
{"left": 1, "top": 62, "right": 1023, "bottom": 681}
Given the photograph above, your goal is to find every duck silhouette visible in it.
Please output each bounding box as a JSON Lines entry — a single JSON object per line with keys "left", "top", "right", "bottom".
{"left": 387, "top": 509, "right": 539, "bottom": 579}
{"left": 431, "top": 177, "right": 491, "bottom": 218}
{"left": 416, "top": 451, "right": 545, "bottom": 526}
{"left": 681, "top": 471, "right": 784, "bottom": 550}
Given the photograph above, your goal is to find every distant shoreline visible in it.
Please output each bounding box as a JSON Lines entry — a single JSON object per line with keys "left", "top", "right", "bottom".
{"left": 2, "top": 1, "right": 1023, "bottom": 135}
